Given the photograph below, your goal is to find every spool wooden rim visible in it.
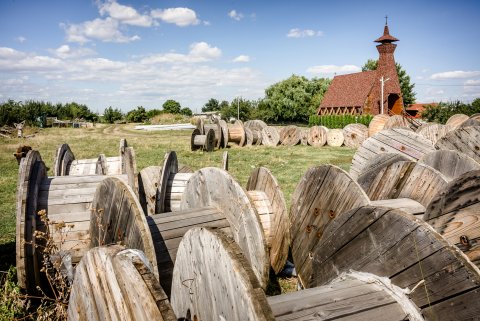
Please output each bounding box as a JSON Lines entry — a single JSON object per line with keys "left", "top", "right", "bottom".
{"left": 235, "top": 122, "right": 246, "bottom": 146}
{"left": 244, "top": 119, "right": 268, "bottom": 132}
{"left": 171, "top": 227, "right": 274, "bottom": 321}
{"left": 218, "top": 119, "right": 229, "bottom": 148}
{"left": 96, "top": 154, "right": 107, "bottom": 175}
{"left": 445, "top": 113, "right": 469, "bottom": 128}
{"left": 16, "top": 150, "right": 47, "bottom": 293}
{"left": 204, "top": 128, "right": 216, "bottom": 151}
{"left": 357, "top": 153, "right": 410, "bottom": 190}
{"left": 179, "top": 167, "right": 269, "bottom": 288}
{"left": 119, "top": 138, "right": 127, "bottom": 155}
{"left": 222, "top": 151, "right": 229, "bottom": 171}
{"left": 138, "top": 166, "right": 163, "bottom": 216}
{"left": 190, "top": 128, "right": 201, "bottom": 151}
{"left": 195, "top": 118, "right": 204, "bottom": 135}
{"left": 157, "top": 151, "right": 179, "bottom": 213}
{"left": 53, "top": 143, "right": 74, "bottom": 176}
{"left": 418, "top": 150, "right": 480, "bottom": 181}
{"left": 90, "top": 176, "right": 158, "bottom": 278}
{"left": 245, "top": 127, "right": 253, "bottom": 146}
{"left": 368, "top": 114, "right": 390, "bottom": 137}
{"left": 204, "top": 123, "right": 222, "bottom": 149}
{"left": 261, "top": 126, "right": 280, "bottom": 146}
{"left": 246, "top": 167, "right": 290, "bottom": 274}
{"left": 435, "top": 126, "right": 480, "bottom": 164}
{"left": 123, "top": 147, "right": 138, "bottom": 194}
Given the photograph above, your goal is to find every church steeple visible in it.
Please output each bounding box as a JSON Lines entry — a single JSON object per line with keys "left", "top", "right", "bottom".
{"left": 374, "top": 18, "right": 399, "bottom": 43}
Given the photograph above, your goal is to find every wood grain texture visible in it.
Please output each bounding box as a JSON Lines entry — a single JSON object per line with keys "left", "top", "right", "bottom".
{"left": 307, "top": 126, "right": 327, "bottom": 147}
{"left": 435, "top": 126, "right": 480, "bottom": 163}
{"left": 419, "top": 150, "right": 480, "bottom": 181}
{"left": 343, "top": 123, "right": 368, "bottom": 148}
{"left": 228, "top": 123, "right": 246, "bottom": 146}
{"left": 384, "top": 115, "right": 412, "bottom": 130}
{"left": 326, "top": 128, "right": 344, "bottom": 147}
{"left": 180, "top": 167, "right": 269, "bottom": 288}
{"left": 157, "top": 151, "right": 178, "bottom": 214}
{"left": 204, "top": 123, "right": 222, "bottom": 149}
{"left": 300, "top": 128, "right": 309, "bottom": 145}
{"left": 222, "top": 151, "right": 229, "bottom": 171}
{"left": 171, "top": 227, "right": 275, "bottom": 321}
{"left": 218, "top": 119, "right": 229, "bottom": 148}
{"left": 416, "top": 123, "right": 451, "bottom": 144}
{"left": 279, "top": 125, "right": 301, "bottom": 146}
{"left": 357, "top": 153, "right": 410, "bottom": 189}
{"left": 310, "top": 205, "right": 480, "bottom": 320}
{"left": 445, "top": 113, "right": 469, "bottom": 129}
{"left": 53, "top": 143, "right": 75, "bottom": 176}
{"left": 425, "top": 170, "right": 480, "bottom": 265}
{"left": 350, "top": 128, "right": 435, "bottom": 180}
{"left": 245, "top": 127, "right": 254, "bottom": 146}
{"left": 246, "top": 167, "right": 290, "bottom": 274}
{"left": 460, "top": 118, "right": 480, "bottom": 128}
{"left": 138, "top": 166, "right": 163, "bottom": 216}
{"left": 290, "top": 165, "right": 370, "bottom": 286}
{"left": 368, "top": 114, "right": 389, "bottom": 137}
{"left": 261, "top": 126, "right": 280, "bottom": 146}
{"left": 244, "top": 119, "right": 268, "bottom": 132}
{"left": 68, "top": 245, "right": 177, "bottom": 321}
{"left": 90, "top": 177, "right": 158, "bottom": 278}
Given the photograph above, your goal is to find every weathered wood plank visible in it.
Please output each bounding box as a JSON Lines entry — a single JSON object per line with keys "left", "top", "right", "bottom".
{"left": 435, "top": 126, "right": 480, "bottom": 163}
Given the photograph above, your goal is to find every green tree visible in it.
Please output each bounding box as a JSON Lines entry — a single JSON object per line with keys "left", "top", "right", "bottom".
{"left": 259, "top": 75, "right": 330, "bottom": 122}
{"left": 221, "top": 98, "right": 253, "bottom": 121}
{"left": 162, "top": 99, "right": 181, "bottom": 114}
{"left": 362, "top": 59, "right": 416, "bottom": 106}
{"left": 202, "top": 98, "right": 220, "bottom": 112}
{"left": 126, "top": 106, "right": 147, "bottom": 123}
{"left": 180, "top": 107, "right": 193, "bottom": 116}
{"left": 421, "top": 100, "right": 480, "bottom": 123}
{"left": 103, "top": 106, "right": 123, "bottom": 123}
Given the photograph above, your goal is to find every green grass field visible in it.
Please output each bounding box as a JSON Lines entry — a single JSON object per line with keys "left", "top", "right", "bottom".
{"left": 0, "top": 123, "right": 356, "bottom": 271}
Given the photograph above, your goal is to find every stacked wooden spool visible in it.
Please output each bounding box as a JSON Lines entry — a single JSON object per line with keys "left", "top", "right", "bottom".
{"left": 191, "top": 118, "right": 229, "bottom": 151}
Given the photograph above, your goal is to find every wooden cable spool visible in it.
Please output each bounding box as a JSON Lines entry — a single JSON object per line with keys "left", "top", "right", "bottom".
{"left": 246, "top": 167, "right": 290, "bottom": 274}
{"left": 424, "top": 170, "right": 480, "bottom": 266}
{"left": 416, "top": 123, "right": 451, "bottom": 144}
{"left": 244, "top": 119, "right": 268, "bottom": 132}
{"left": 67, "top": 245, "right": 177, "bottom": 321}
{"left": 15, "top": 150, "right": 135, "bottom": 294}
{"left": 191, "top": 128, "right": 215, "bottom": 152}
{"left": 171, "top": 227, "right": 424, "bottom": 321}
{"left": 418, "top": 150, "right": 480, "bottom": 181}
{"left": 471, "top": 113, "right": 480, "bottom": 121}
{"left": 91, "top": 167, "right": 269, "bottom": 296}
{"left": 307, "top": 126, "right": 327, "bottom": 147}
{"left": 252, "top": 129, "right": 263, "bottom": 145}
{"left": 342, "top": 123, "right": 368, "bottom": 148}
{"left": 356, "top": 152, "right": 410, "bottom": 188}
{"left": 203, "top": 122, "right": 222, "bottom": 149}
{"left": 445, "top": 113, "right": 469, "bottom": 129}
{"left": 218, "top": 119, "right": 229, "bottom": 148}
{"left": 195, "top": 117, "right": 204, "bottom": 135}
{"left": 435, "top": 125, "right": 480, "bottom": 163}
{"left": 360, "top": 160, "right": 448, "bottom": 207}
{"left": 311, "top": 205, "right": 480, "bottom": 320}
{"left": 368, "top": 114, "right": 389, "bottom": 137}
{"left": 222, "top": 150, "right": 229, "bottom": 171}
{"left": 350, "top": 128, "right": 435, "bottom": 180}
{"left": 53, "top": 139, "right": 132, "bottom": 176}
{"left": 326, "top": 128, "right": 344, "bottom": 147}
{"left": 261, "top": 126, "right": 280, "bottom": 146}
{"left": 228, "top": 122, "right": 246, "bottom": 146}
{"left": 300, "top": 128, "right": 309, "bottom": 145}
{"left": 279, "top": 125, "right": 301, "bottom": 146}
{"left": 384, "top": 114, "right": 413, "bottom": 130}
{"left": 245, "top": 127, "right": 254, "bottom": 146}
{"left": 460, "top": 118, "right": 480, "bottom": 128}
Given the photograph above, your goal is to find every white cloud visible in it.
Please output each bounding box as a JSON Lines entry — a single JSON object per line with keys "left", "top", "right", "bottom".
{"left": 228, "top": 10, "right": 244, "bottom": 21}
{"left": 306, "top": 64, "right": 361, "bottom": 75}
{"left": 189, "top": 42, "right": 221, "bottom": 60}
{"left": 0, "top": 47, "right": 27, "bottom": 59}
{"left": 16, "top": 36, "right": 27, "bottom": 43}
{"left": 141, "top": 42, "right": 221, "bottom": 64}
{"left": 465, "top": 79, "right": 480, "bottom": 85}
{"left": 99, "top": 1, "right": 154, "bottom": 27}
{"left": 430, "top": 70, "right": 480, "bottom": 80}
{"left": 233, "top": 55, "right": 250, "bottom": 63}
{"left": 287, "top": 28, "right": 324, "bottom": 38}
{"left": 151, "top": 7, "right": 200, "bottom": 26}
{"left": 61, "top": 17, "right": 140, "bottom": 44}
{"left": 52, "top": 45, "right": 96, "bottom": 59}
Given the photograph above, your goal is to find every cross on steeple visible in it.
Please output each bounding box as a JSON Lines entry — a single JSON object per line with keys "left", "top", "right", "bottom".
{"left": 385, "top": 15, "right": 388, "bottom": 25}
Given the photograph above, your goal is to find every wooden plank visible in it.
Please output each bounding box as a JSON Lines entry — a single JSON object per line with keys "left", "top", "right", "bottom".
{"left": 435, "top": 126, "right": 480, "bottom": 163}
{"left": 419, "top": 150, "right": 480, "bottom": 181}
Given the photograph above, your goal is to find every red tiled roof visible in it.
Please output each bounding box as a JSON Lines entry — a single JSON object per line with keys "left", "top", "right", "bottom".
{"left": 374, "top": 25, "right": 399, "bottom": 43}
{"left": 406, "top": 103, "right": 438, "bottom": 111}
{"left": 320, "top": 70, "right": 377, "bottom": 108}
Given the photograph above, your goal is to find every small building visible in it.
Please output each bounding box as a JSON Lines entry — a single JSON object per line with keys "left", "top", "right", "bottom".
{"left": 405, "top": 103, "right": 438, "bottom": 118}
{"left": 318, "top": 22, "right": 403, "bottom": 116}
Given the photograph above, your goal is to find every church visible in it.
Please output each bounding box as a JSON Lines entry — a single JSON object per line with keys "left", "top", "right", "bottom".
{"left": 317, "top": 22, "right": 403, "bottom": 116}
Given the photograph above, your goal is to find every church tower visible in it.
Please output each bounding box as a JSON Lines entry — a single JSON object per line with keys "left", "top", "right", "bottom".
{"left": 374, "top": 20, "right": 403, "bottom": 114}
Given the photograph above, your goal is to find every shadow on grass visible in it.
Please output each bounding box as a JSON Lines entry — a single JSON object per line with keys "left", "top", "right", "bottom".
{"left": 0, "top": 241, "right": 16, "bottom": 272}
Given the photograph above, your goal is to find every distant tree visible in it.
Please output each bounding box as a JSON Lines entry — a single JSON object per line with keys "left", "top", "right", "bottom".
{"left": 103, "top": 106, "right": 123, "bottom": 123}
{"left": 180, "top": 107, "right": 193, "bottom": 116}
{"left": 162, "top": 99, "right": 181, "bottom": 114}
{"left": 221, "top": 98, "right": 253, "bottom": 121}
{"left": 126, "top": 106, "right": 148, "bottom": 123}
{"left": 219, "top": 100, "right": 229, "bottom": 111}
{"left": 202, "top": 98, "right": 220, "bottom": 112}
{"left": 146, "top": 108, "right": 163, "bottom": 119}
{"left": 421, "top": 100, "right": 480, "bottom": 124}
{"left": 362, "top": 59, "right": 416, "bottom": 106}
{"left": 259, "top": 75, "right": 330, "bottom": 122}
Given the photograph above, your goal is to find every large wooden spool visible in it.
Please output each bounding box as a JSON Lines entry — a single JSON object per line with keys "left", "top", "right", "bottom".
{"left": 424, "top": 170, "right": 480, "bottom": 266}
{"left": 261, "top": 126, "right": 280, "bottom": 146}
{"left": 445, "top": 113, "right": 469, "bottom": 129}
{"left": 350, "top": 128, "right": 435, "bottom": 180}
{"left": 228, "top": 121, "right": 246, "bottom": 146}
{"left": 171, "top": 227, "right": 424, "bottom": 321}
{"left": 311, "top": 205, "right": 480, "bottom": 320}
{"left": 244, "top": 127, "right": 254, "bottom": 146}
{"left": 418, "top": 149, "right": 480, "bottom": 181}
{"left": 67, "top": 245, "right": 176, "bottom": 321}
{"left": 279, "top": 125, "right": 301, "bottom": 146}
{"left": 384, "top": 114, "right": 412, "bottom": 130}
{"left": 356, "top": 152, "right": 410, "bottom": 187}
{"left": 245, "top": 119, "right": 268, "bottom": 132}
{"left": 191, "top": 128, "right": 215, "bottom": 152}
{"left": 15, "top": 150, "right": 133, "bottom": 294}
{"left": 53, "top": 139, "right": 134, "bottom": 176}
{"left": 300, "top": 128, "right": 309, "bottom": 145}
{"left": 435, "top": 125, "right": 480, "bottom": 163}
{"left": 416, "top": 123, "right": 451, "bottom": 144}
{"left": 203, "top": 122, "right": 222, "bottom": 149}
{"left": 246, "top": 167, "right": 289, "bottom": 274}
{"left": 326, "top": 128, "right": 344, "bottom": 147}
{"left": 360, "top": 161, "right": 448, "bottom": 208}
{"left": 342, "top": 123, "right": 368, "bottom": 148}
{"left": 368, "top": 114, "right": 389, "bottom": 137}
{"left": 307, "top": 126, "right": 327, "bottom": 147}
{"left": 218, "top": 119, "right": 229, "bottom": 148}
{"left": 290, "top": 165, "right": 370, "bottom": 286}
{"left": 460, "top": 118, "right": 480, "bottom": 128}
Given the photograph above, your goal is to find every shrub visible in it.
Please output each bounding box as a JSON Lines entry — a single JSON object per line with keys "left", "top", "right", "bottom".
{"left": 308, "top": 114, "right": 373, "bottom": 128}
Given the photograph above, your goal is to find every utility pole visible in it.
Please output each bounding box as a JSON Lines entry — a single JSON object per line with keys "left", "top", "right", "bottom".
{"left": 380, "top": 76, "right": 390, "bottom": 114}
{"left": 237, "top": 96, "right": 240, "bottom": 121}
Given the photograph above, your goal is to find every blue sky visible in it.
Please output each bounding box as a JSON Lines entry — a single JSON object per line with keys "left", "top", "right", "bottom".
{"left": 1, "top": 0, "right": 479, "bottom": 113}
